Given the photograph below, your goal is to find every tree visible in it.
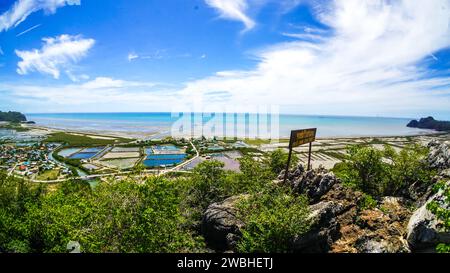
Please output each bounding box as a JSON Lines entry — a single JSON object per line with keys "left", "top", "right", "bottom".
{"left": 262, "top": 149, "right": 299, "bottom": 177}
{"left": 185, "top": 160, "right": 226, "bottom": 214}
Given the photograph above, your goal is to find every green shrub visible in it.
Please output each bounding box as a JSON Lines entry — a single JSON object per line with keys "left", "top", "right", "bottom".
{"left": 0, "top": 170, "right": 205, "bottom": 253}
{"left": 333, "top": 144, "right": 434, "bottom": 197}
{"left": 427, "top": 181, "right": 450, "bottom": 253}
{"left": 262, "top": 149, "right": 299, "bottom": 176}
{"left": 358, "top": 194, "right": 377, "bottom": 210}
{"left": 383, "top": 144, "right": 435, "bottom": 195}
{"left": 236, "top": 185, "right": 310, "bottom": 253}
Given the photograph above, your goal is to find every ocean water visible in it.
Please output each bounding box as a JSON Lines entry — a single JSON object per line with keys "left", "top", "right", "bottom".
{"left": 26, "top": 112, "right": 434, "bottom": 138}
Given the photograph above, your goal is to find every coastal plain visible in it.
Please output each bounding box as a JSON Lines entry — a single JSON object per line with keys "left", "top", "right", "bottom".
{"left": 1, "top": 121, "right": 449, "bottom": 183}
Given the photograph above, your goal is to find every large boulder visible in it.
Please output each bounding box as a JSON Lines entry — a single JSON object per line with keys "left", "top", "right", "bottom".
{"left": 406, "top": 182, "right": 450, "bottom": 251}
{"left": 293, "top": 201, "right": 343, "bottom": 252}
{"left": 201, "top": 195, "right": 245, "bottom": 251}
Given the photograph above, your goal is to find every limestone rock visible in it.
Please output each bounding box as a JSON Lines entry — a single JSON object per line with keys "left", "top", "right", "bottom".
{"left": 406, "top": 183, "right": 450, "bottom": 251}
{"left": 286, "top": 165, "right": 339, "bottom": 203}
{"left": 201, "top": 195, "right": 246, "bottom": 251}
{"left": 293, "top": 201, "right": 343, "bottom": 252}
{"left": 427, "top": 140, "right": 450, "bottom": 170}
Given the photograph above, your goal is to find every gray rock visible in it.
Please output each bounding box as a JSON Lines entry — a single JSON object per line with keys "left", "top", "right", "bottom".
{"left": 356, "top": 238, "right": 410, "bottom": 253}
{"left": 289, "top": 166, "right": 339, "bottom": 203}
{"left": 427, "top": 141, "right": 450, "bottom": 170}
{"left": 293, "top": 201, "right": 343, "bottom": 252}
{"left": 201, "top": 195, "right": 245, "bottom": 251}
{"left": 406, "top": 182, "right": 450, "bottom": 250}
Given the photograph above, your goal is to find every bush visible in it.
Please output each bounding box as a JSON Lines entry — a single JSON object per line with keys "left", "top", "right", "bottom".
{"left": 358, "top": 194, "right": 377, "bottom": 210}
{"left": 333, "top": 144, "right": 434, "bottom": 197}
{"left": 0, "top": 171, "right": 205, "bottom": 253}
{"left": 383, "top": 144, "right": 434, "bottom": 195}
{"left": 334, "top": 145, "right": 387, "bottom": 196}
{"left": 262, "top": 149, "right": 299, "bottom": 176}
{"left": 427, "top": 181, "right": 450, "bottom": 253}
{"left": 236, "top": 185, "right": 310, "bottom": 253}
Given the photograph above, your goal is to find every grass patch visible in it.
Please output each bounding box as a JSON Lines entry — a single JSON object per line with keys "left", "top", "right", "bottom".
{"left": 0, "top": 122, "right": 30, "bottom": 132}
{"left": 36, "top": 169, "right": 60, "bottom": 181}
{"left": 44, "top": 132, "right": 133, "bottom": 146}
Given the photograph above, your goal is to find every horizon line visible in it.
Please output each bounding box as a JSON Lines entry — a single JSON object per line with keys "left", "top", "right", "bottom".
{"left": 24, "top": 111, "right": 417, "bottom": 120}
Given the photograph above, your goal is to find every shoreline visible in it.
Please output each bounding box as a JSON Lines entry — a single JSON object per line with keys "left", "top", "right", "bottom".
{"left": 22, "top": 123, "right": 445, "bottom": 142}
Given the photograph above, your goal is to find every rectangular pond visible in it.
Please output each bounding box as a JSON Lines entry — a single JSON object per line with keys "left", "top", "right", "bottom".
{"left": 69, "top": 152, "right": 97, "bottom": 160}
{"left": 143, "top": 153, "right": 187, "bottom": 167}
{"left": 58, "top": 148, "right": 81, "bottom": 158}
{"left": 152, "top": 144, "right": 179, "bottom": 152}
{"left": 81, "top": 147, "right": 105, "bottom": 153}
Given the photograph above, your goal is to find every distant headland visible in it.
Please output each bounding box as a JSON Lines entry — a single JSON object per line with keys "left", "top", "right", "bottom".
{"left": 0, "top": 111, "right": 27, "bottom": 123}
{"left": 407, "top": 116, "right": 450, "bottom": 131}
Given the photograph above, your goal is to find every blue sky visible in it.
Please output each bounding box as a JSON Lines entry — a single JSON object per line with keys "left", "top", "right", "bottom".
{"left": 1, "top": 0, "right": 450, "bottom": 119}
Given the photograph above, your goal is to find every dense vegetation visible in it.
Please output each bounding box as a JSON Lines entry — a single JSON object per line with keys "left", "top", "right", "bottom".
{"left": 0, "top": 111, "right": 26, "bottom": 123}
{"left": 44, "top": 132, "right": 132, "bottom": 146}
{"left": 236, "top": 185, "right": 310, "bottom": 253}
{"left": 333, "top": 144, "right": 435, "bottom": 198}
{"left": 0, "top": 172, "right": 204, "bottom": 253}
{"left": 0, "top": 122, "right": 30, "bottom": 132}
{"left": 0, "top": 148, "right": 309, "bottom": 253}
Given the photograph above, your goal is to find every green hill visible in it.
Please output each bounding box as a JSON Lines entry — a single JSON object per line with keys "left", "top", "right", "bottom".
{"left": 0, "top": 111, "right": 27, "bottom": 123}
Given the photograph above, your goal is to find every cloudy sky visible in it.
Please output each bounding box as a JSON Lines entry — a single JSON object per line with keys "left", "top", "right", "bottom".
{"left": 1, "top": 0, "right": 450, "bottom": 118}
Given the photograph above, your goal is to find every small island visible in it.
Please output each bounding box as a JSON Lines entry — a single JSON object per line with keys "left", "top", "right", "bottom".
{"left": 407, "top": 116, "right": 450, "bottom": 131}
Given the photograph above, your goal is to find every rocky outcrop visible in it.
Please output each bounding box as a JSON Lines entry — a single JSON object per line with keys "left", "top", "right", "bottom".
{"left": 327, "top": 195, "right": 411, "bottom": 253}
{"left": 292, "top": 201, "right": 342, "bottom": 252}
{"left": 201, "top": 195, "right": 246, "bottom": 251}
{"left": 407, "top": 116, "right": 450, "bottom": 131}
{"left": 202, "top": 140, "right": 450, "bottom": 253}
{"left": 406, "top": 181, "right": 450, "bottom": 251}
{"left": 427, "top": 140, "right": 450, "bottom": 170}
{"left": 282, "top": 165, "right": 338, "bottom": 203}
{"left": 282, "top": 164, "right": 414, "bottom": 253}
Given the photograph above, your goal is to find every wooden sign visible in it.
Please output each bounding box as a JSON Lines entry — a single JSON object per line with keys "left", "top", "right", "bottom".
{"left": 284, "top": 128, "right": 317, "bottom": 182}
{"left": 289, "top": 128, "right": 317, "bottom": 148}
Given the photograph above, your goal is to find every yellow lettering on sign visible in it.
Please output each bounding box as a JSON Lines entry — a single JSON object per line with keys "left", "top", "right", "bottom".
{"left": 290, "top": 128, "right": 317, "bottom": 148}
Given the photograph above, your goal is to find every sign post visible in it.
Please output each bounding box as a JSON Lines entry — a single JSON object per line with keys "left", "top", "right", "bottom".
{"left": 283, "top": 128, "right": 317, "bottom": 183}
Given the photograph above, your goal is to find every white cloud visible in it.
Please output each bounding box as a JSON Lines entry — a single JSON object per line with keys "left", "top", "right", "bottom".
{"left": 0, "top": 77, "right": 174, "bottom": 112}
{"left": 179, "top": 0, "right": 450, "bottom": 117}
{"left": 205, "top": 0, "right": 256, "bottom": 31}
{"left": 0, "top": 0, "right": 80, "bottom": 32}
{"left": 128, "top": 53, "right": 139, "bottom": 62}
{"left": 15, "top": 34, "right": 95, "bottom": 79}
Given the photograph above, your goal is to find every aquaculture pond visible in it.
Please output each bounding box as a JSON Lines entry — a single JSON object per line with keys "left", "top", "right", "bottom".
{"left": 58, "top": 148, "right": 81, "bottom": 158}
{"left": 143, "top": 154, "right": 187, "bottom": 167}
{"left": 69, "top": 152, "right": 97, "bottom": 160}
{"left": 152, "top": 144, "right": 180, "bottom": 152}
{"left": 81, "top": 147, "right": 105, "bottom": 153}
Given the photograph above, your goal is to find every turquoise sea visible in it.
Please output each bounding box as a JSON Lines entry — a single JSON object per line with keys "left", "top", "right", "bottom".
{"left": 26, "top": 112, "right": 433, "bottom": 138}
